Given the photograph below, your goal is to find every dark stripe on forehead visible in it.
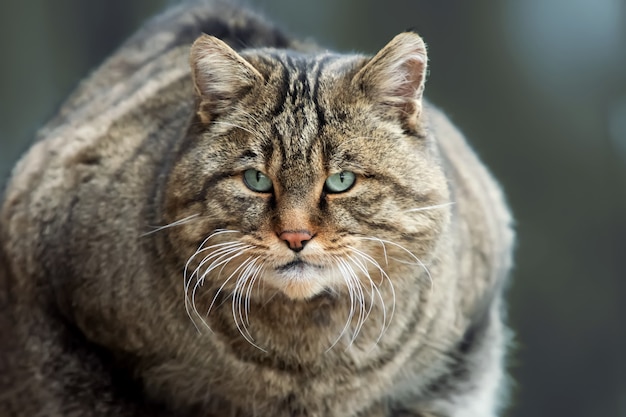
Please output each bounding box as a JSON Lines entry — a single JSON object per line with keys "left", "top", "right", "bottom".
{"left": 283, "top": 55, "right": 315, "bottom": 125}
{"left": 271, "top": 124, "right": 287, "bottom": 164}
{"left": 268, "top": 55, "right": 307, "bottom": 162}
{"left": 285, "top": 56, "right": 310, "bottom": 100}
{"left": 270, "top": 58, "right": 290, "bottom": 117}
{"left": 311, "top": 55, "right": 336, "bottom": 136}
{"left": 269, "top": 54, "right": 319, "bottom": 116}
{"left": 262, "top": 53, "right": 349, "bottom": 166}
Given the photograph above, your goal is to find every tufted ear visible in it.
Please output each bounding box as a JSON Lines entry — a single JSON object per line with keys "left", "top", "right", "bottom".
{"left": 353, "top": 32, "right": 428, "bottom": 131}
{"left": 190, "top": 34, "right": 264, "bottom": 123}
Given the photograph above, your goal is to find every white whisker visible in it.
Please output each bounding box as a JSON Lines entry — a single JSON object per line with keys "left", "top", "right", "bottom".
{"left": 403, "top": 202, "right": 455, "bottom": 213}
{"left": 347, "top": 243, "right": 397, "bottom": 342}
{"left": 194, "top": 244, "right": 251, "bottom": 283}
{"left": 342, "top": 256, "right": 369, "bottom": 347}
{"left": 346, "top": 254, "right": 378, "bottom": 327}
{"left": 211, "top": 120, "right": 259, "bottom": 137}
{"left": 184, "top": 229, "right": 242, "bottom": 287}
{"left": 182, "top": 229, "right": 248, "bottom": 332}
{"left": 185, "top": 242, "right": 250, "bottom": 314}
{"left": 347, "top": 250, "right": 393, "bottom": 345}
{"left": 141, "top": 213, "right": 201, "bottom": 236}
{"left": 357, "top": 237, "right": 433, "bottom": 291}
{"left": 244, "top": 262, "right": 264, "bottom": 326}
{"left": 229, "top": 257, "right": 267, "bottom": 352}
{"left": 204, "top": 249, "right": 252, "bottom": 316}
{"left": 326, "top": 257, "right": 356, "bottom": 352}
{"left": 233, "top": 257, "right": 261, "bottom": 340}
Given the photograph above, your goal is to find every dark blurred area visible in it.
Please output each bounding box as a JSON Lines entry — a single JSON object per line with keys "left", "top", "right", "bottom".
{"left": 1, "top": 0, "right": 624, "bottom": 416}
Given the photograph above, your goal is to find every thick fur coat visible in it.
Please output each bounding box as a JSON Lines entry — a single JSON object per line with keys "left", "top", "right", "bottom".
{"left": 0, "top": 1, "right": 514, "bottom": 416}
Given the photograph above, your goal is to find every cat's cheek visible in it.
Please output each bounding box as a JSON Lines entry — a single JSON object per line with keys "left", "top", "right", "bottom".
{"left": 205, "top": 181, "right": 272, "bottom": 230}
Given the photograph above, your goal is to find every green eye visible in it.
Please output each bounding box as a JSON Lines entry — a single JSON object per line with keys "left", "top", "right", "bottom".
{"left": 243, "top": 169, "right": 273, "bottom": 193}
{"left": 324, "top": 171, "right": 356, "bottom": 193}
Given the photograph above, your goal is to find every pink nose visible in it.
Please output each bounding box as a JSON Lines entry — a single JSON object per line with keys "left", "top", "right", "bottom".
{"left": 278, "top": 230, "right": 313, "bottom": 252}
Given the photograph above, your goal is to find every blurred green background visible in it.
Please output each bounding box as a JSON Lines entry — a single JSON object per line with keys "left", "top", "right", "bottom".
{"left": 0, "top": 0, "right": 624, "bottom": 416}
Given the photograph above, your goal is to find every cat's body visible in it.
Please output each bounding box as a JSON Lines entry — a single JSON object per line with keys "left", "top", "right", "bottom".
{"left": 0, "top": 1, "right": 514, "bottom": 416}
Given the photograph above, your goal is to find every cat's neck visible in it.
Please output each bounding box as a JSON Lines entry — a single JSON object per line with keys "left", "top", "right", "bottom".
{"left": 190, "top": 271, "right": 430, "bottom": 367}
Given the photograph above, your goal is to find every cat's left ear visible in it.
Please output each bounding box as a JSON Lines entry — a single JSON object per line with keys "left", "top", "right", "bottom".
{"left": 353, "top": 32, "right": 428, "bottom": 131}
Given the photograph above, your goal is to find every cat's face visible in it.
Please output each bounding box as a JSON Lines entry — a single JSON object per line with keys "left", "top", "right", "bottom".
{"left": 164, "top": 33, "right": 450, "bottom": 309}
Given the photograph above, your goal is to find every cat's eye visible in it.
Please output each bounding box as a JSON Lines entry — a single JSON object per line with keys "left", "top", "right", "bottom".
{"left": 243, "top": 169, "right": 273, "bottom": 193}
{"left": 324, "top": 171, "right": 356, "bottom": 193}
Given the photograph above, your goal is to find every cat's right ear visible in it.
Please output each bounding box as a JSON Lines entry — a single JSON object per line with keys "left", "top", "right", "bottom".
{"left": 190, "top": 34, "right": 264, "bottom": 123}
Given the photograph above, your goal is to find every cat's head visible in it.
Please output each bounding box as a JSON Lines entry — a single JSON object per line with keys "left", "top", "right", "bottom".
{"left": 164, "top": 33, "right": 451, "bottom": 306}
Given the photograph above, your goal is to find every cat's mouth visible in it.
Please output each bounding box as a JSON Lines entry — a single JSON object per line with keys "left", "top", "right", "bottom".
{"left": 271, "top": 259, "right": 330, "bottom": 300}
{"left": 276, "top": 259, "right": 322, "bottom": 273}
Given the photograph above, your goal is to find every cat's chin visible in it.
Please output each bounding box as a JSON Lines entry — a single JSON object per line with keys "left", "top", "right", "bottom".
{"left": 278, "top": 280, "right": 327, "bottom": 300}
{"left": 265, "top": 261, "right": 336, "bottom": 300}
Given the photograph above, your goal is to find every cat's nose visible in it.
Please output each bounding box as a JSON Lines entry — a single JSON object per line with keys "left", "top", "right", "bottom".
{"left": 278, "top": 230, "right": 313, "bottom": 252}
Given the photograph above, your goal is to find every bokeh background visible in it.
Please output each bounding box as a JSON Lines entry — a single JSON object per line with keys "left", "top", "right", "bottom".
{"left": 1, "top": 0, "right": 624, "bottom": 415}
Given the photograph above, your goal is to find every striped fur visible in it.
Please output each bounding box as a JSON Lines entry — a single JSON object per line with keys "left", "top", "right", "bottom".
{"left": 0, "top": 1, "right": 514, "bottom": 416}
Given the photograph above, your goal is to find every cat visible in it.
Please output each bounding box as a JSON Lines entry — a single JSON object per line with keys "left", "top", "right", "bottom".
{"left": 0, "top": 0, "right": 514, "bottom": 416}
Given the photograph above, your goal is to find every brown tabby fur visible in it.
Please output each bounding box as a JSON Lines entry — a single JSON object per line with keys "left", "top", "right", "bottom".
{"left": 0, "top": 1, "right": 514, "bottom": 416}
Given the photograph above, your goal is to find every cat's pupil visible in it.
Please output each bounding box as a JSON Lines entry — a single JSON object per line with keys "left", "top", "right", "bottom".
{"left": 243, "top": 169, "right": 272, "bottom": 193}
{"left": 324, "top": 171, "right": 356, "bottom": 193}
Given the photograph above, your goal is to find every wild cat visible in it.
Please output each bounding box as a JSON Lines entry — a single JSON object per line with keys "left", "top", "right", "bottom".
{"left": 0, "top": 1, "right": 514, "bottom": 416}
